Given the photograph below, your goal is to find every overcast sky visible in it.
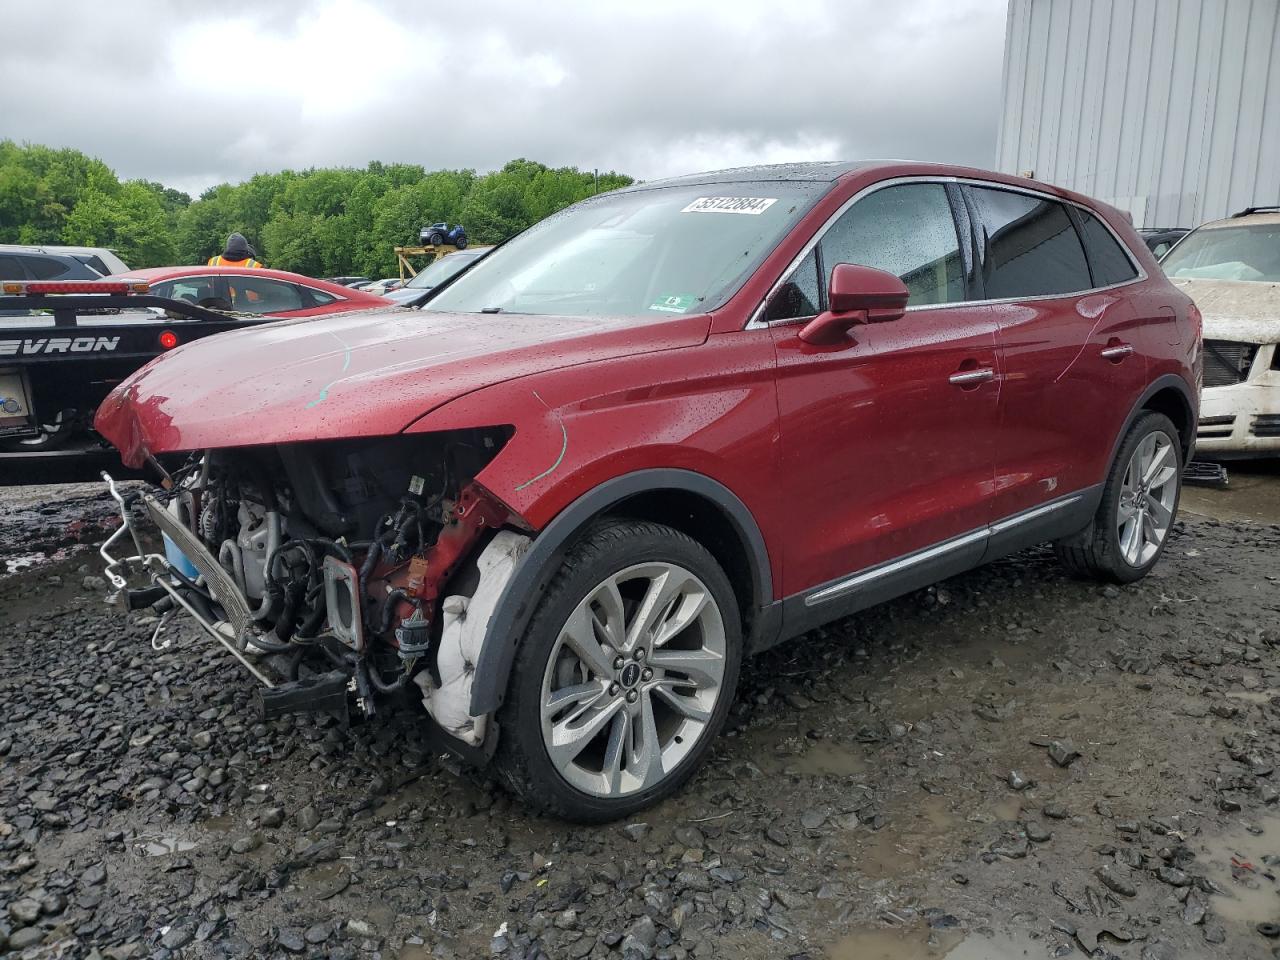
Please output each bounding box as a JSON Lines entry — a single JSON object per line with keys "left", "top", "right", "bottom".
{"left": 3, "top": 0, "right": 1008, "bottom": 197}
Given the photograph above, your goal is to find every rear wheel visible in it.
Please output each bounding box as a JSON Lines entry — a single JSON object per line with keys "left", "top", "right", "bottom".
{"left": 429, "top": 232, "right": 444, "bottom": 246}
{"left": 494, "top": 519, "right": 741, "bottom": 822}
{"left": 1054, "top": 411, "right": 1182, "bottom": 583}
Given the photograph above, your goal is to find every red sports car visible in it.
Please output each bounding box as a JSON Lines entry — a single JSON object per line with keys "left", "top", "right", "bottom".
{"left": 104, "top": 266, "right": 393, "bottom": 317}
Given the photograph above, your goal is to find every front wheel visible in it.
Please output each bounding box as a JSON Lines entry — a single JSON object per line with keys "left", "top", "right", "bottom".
{"left": 494, "top": 519, "right": 742, "bottom": 822}
{"left": 454, "top": 236, "right": 467, "bottom": 250}
{"left": 1054, "top": 411, "right": 1182, "bottom": 583}
{"left": 428, "top": 232, "right": 444, "bottom": 246}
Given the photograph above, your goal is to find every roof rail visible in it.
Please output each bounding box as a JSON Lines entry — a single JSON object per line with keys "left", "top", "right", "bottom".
{"left": 1232, "top": 205, "right": 1280, "bottom": 218}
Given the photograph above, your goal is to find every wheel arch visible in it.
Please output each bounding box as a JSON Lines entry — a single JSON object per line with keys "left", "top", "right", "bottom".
{"left": 469, "top": 468, "right": 774, "bottom": 716}
{"left": 1109, "top": 373, "right": 1198, "bottom": 469}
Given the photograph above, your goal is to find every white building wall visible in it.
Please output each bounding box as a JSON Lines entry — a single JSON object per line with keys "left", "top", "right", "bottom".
{"left": 997, "top": 0, "right": 1280, "bottom": 228}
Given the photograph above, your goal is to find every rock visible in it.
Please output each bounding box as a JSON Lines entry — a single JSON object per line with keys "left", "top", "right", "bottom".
{"left": 1157, "top": 866, "right": 1191, "bottom": 887}
{"left": 346, "top": 919, "right": 375, "bottom": 937}
{"left": 1006, "top": 770, "right": 1033, "bottom": 791}
{"left": 304, "top": 924, "right": 331, "bottom": 944}
{"left": 1043, "top": 804, "right": 1070, "bottom": 820}
{"left": 277, "top": 929, "right": 306, "bottom": 953}
{"left": 81, "top": 862, "right": 107, "bottom": 886}
{"left": 9, "top": 899, "right": 41, "bottom": 926}
{"left": 191, "top": 730, "right": 214, "bottom": 749}
{"left": 621, "top": 915, "right": 658, "bottom": 958}
{"left": 8, "top": 926, "right": 45, "bottom": 951}
{"left": 622, "top": 822, "right": 650, "bottom": 843}
{"left": 800, "top": 809, "right": 826, "bottom": 830}
{"left": 990, "top": 833, "right": 1030, "bottom": 859}
{"left": 1048, "top": 740, "right": 1082, "bottom": 767}
{"left": 1182, "top": 890, "right": 1207, "bottom": 925}
{"left": 81, "top": 574, "right": 106, "bottom": 591}
{"left": 160, "top": 925, "right": 194, "bottom": 950}
{"left": 260, "top": 807, "right": 286, "bottom": 828}
{"left": 295, "top": 806, "right": 321, "bottom": 831}
{"left": 1096, "top": 865, "right": 1138, "bottom": 897}
{"left": 1025, "top": 821, "right": 1052, "bottom": 843}
{"left": 765, "top": 825, "right": 789, "bottom": 847}
{"left": 231, "top": 834, "right": 262, "bottom": 854}
{"left": 1202, "top": 922, "right": 1225, "bottom": 944}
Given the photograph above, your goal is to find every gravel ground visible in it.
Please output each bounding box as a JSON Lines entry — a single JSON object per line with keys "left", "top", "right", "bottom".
{"left": 1, "top": 478, "right": 1280, "bottom": 960}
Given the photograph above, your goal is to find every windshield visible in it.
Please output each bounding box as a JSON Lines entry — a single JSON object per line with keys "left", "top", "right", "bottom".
{"left": 406, "top": 253, "right": 480, "bottom": 290}
{"left": 425, "top": 182, "right": 821, "bottom": 317}
{"left": 1161, "top": 223, "right": 1280, "bottom": 281}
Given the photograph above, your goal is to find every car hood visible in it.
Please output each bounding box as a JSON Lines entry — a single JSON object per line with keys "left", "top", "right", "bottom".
{"left": 95, "top": 308, "right": 711, "bottom": 466}
{"left": 1170, "top": 277, "right": 1280, "bottom": 343}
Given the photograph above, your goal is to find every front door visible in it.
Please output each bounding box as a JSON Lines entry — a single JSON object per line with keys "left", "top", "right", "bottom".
{"left": 766, "top": 181, "right": 1001, "bottom": 609}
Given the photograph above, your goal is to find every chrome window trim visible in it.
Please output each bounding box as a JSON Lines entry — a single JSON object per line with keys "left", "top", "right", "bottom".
{"left": 803, "top": 492, "right": 1085, "bottom": 608}
{"left": 747, "top": 175, "right": 1147, "bottom": 329}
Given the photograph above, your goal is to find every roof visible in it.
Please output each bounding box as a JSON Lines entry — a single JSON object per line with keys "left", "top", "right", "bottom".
{"left": 1200, "top": 211, "right": 1280, "bottom": 229}
{"left": 625, "top": 161, "right": 874, "bottom": 191}
{"left": 103, "top": 266, "right": 392, "bottom": 303}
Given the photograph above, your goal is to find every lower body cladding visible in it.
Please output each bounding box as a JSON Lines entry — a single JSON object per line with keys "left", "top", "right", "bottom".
{"left": 99, "top": 430, "right": 529, "bottom": 758}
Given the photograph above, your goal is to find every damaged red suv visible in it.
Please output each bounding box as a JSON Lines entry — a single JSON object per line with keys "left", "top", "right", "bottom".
{"left": 96, "top": 161, "right": 1201, "bottom": 821}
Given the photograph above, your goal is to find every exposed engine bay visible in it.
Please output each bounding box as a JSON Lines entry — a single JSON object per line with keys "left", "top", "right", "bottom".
{"left": 102, "top": 428, "right": 529, "bottom": 749}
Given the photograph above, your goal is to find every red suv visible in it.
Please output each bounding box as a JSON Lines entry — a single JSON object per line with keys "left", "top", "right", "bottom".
{"left": 95, "top": 161, "right": 1201, "bottom": 821}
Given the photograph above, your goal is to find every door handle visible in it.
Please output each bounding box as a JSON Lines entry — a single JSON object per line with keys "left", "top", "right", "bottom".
{"left": 948, "top": 368, "right": 995, "bottom": 386}
{"left": 1101, "top": 342, "right": 1134, "bottom": 361}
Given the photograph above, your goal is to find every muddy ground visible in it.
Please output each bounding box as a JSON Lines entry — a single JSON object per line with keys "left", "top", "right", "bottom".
{"left": 1, "top": 466, "right": 1279, "bottom": 960}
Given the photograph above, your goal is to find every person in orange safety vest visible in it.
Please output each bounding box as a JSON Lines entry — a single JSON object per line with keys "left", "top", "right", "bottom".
{"left": 208, "top": 233, "right": 263, "bottom": 268}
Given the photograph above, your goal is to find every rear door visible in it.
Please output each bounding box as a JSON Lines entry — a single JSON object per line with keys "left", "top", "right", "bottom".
{"left": 767, "top": 180, "right": 1000, "bottom": 607}
{"left": 963, "top": 185, "right": 1148, "bottom": 526}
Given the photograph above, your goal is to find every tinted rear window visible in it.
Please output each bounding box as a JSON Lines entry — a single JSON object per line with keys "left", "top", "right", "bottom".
{"left": 22, "top": 256, "right": 69, "bottom": 280}
{"left": 1077, "top": 211, "right": 1138, "bottom": 286}
{"left": 966, "top": 187, "right": 1092, "bottom": 299}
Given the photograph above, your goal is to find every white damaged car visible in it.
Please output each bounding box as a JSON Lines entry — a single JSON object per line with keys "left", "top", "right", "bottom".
{"left": 1161, "top": 207, "right": 1280, "bottom": 458}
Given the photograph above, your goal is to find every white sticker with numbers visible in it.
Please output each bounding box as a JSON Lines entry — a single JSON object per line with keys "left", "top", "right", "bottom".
{"left": 681, "top": 196, "right": 778, "bottom": 215}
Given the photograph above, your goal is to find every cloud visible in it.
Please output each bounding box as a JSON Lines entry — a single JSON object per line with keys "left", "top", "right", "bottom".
{"left": 0, "top": 0, "right": 1007, "bottom": 194}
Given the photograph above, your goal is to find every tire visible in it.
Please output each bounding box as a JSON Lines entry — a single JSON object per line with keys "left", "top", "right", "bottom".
{"left": 454, "top": 236, "right": 467, "bottom": 250}
{"left": 429, "top": 232, "right": 444, "bottom": 246}
{"left": 493, "top": 518, "right": 742, "bottom": 822}
{"left": 1053, "top": 411, "right": 1182, "bottom": 584}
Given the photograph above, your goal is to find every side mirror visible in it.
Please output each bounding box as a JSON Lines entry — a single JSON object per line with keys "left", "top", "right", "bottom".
{"left": 798, "top": 264, "right": 909, "bottom": 345}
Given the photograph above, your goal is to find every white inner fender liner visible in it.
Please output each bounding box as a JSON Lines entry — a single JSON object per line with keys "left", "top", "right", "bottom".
{"left": 415, "top": 529, "right": 531, "bottom": 746}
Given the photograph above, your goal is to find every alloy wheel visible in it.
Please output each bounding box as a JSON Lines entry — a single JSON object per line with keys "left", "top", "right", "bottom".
{"left": 539, "top": 561, "right": 727, "bottom": 798}
{"left": 1116, "top": 430, "right": 1178, "bottom": 567}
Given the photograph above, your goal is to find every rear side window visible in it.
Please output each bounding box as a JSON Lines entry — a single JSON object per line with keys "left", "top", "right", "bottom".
{"left": 0, "top": 255, "right": 23, "bottom": 279}
{"left": 820, "top": 183, "right": 965, "bottom": 306}
{"left": 75, "top": 255, "right": 110, "bottom": 277}
{"left": 966, "top": 187, "right": 1092, "bottom": 299}
{"left": 305, "top": 287, "right": 338, "bottom": 307}
{"left": 1077, "top": 211, "right": 1139, "bottom": 286}
{"left": 22, "top": 256, "right": 68, "bottom": 280}
{"left": 225, "top": 276, "right": 304, "bottom": 313}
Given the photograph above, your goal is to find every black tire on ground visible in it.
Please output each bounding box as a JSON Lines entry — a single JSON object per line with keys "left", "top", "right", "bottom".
{"left": 493, "top": 518, "right": 743, "bottom": 822}
{"left": 454, "top": 237, "right": 467, "bottom": 249}
{"left": 1053, "top": 410, "right": 1182, "bottom": 584}
{"left": 429, "top": 232, "right": 444, "bottom": 246}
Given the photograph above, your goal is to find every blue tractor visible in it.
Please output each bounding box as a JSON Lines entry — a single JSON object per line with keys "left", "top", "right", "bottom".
{"left": 419, "top": 222, "right": 468, "bottom": 249}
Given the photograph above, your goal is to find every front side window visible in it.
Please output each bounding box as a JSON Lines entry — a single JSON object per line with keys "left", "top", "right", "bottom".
{"left": 224, "top": 276, "right": 304, "bottom": 313}
{"left": 762, "top": 249, "right": 821, "bottom": 322}
{"left": 152, "top": 277, "right": 225, "bottom": 308}
{"left": 427, "top": 182, "right": 822, "bottom": 318}
{"left": 966, "top": 187, "right": 1092, "bottom": 299}
{"left": 819, "top": 183, "right": 965, "bottom": 307}
{"left": 1160, "top": 223, "right": 1280, "bottom": 282}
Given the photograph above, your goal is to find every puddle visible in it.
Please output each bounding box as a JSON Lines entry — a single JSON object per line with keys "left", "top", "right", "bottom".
{"left": 849, "top": 797, "right": 960, "bottom": 880}
{"left": 750, "top": 727, "right": 869, "bottom": 778}
{"left": 1197, "top": 814, "right": 1280, "bottom": 926}
{"left": 827, "top": 925, "right": 1043, "bottom": 959}
{"left": 1225, "top": 690, "right": 1279, "bottom": 705}
{"left": 4, "top": 552, "right": 45, "bottom": 575}
{"left": 134, "top": 836, "right": 199, "bottom": 856}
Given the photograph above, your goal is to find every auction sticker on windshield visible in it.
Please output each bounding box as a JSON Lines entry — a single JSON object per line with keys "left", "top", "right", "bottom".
{"left": 681, "top": 197, "right": 778, "bottom": 215}
{"left": 649, "top": 295, "right": 697, "bottom": 313}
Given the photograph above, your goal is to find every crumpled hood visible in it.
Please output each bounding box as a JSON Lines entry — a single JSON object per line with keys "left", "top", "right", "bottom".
{"left": 95, "top": 308, "right": 711, "bottom": 466}
{"left": 1170, "top": 277, "right": 1280, "bottom": 343}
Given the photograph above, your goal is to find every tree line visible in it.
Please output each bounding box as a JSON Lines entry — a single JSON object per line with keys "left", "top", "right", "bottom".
{"left": 0, "top": 141, "right": 633, "bottom": 277}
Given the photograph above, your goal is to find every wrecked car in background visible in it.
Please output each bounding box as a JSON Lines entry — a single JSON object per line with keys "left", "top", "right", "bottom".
{"left": 95, "top": 161, "right": 1200, "bottom": 821}
{"left": 1161, "top": 206, "right": 1280, "bottom": 457}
